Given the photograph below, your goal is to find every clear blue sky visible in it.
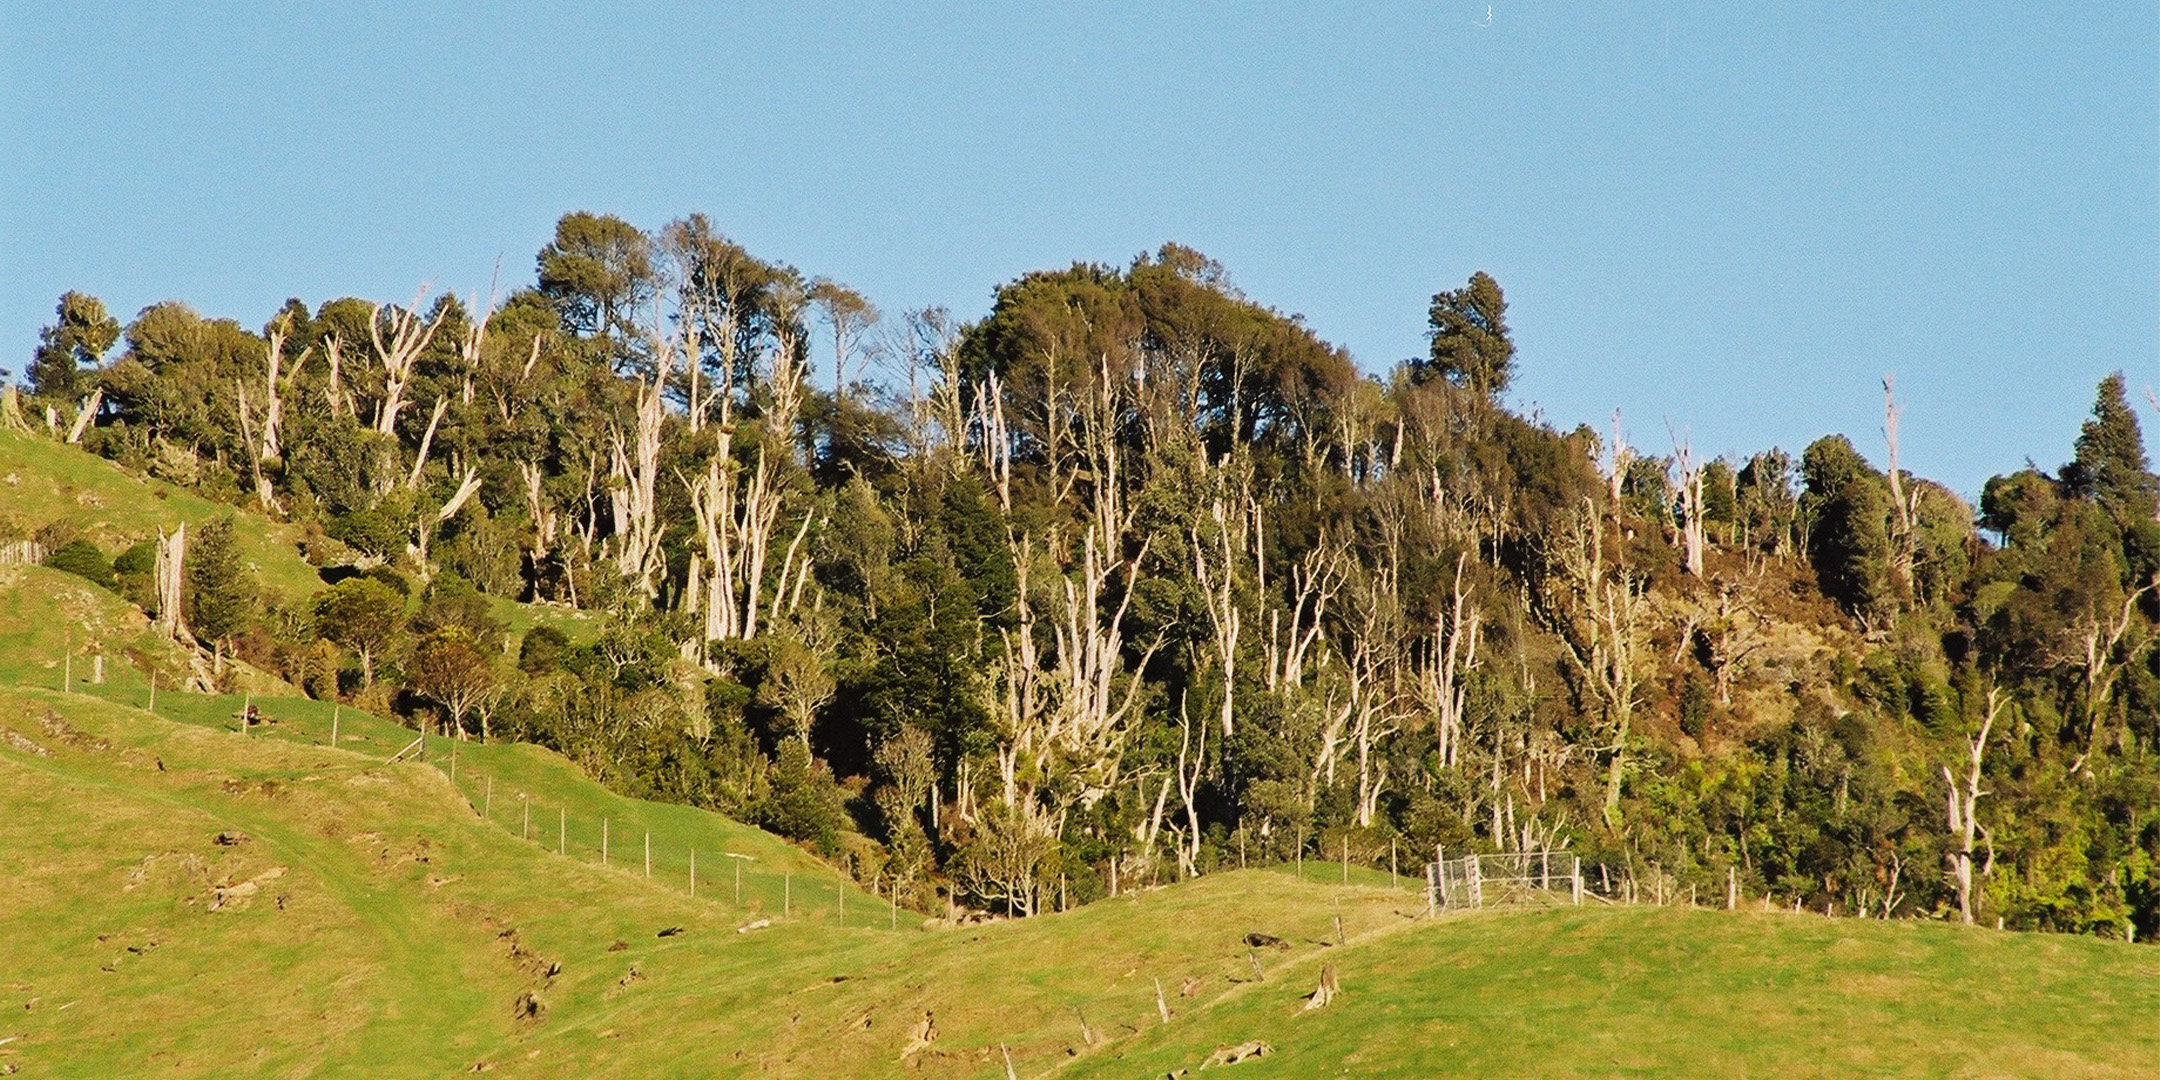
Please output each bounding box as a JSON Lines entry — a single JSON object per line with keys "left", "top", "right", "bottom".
{"left": 3, "top": 2, "right": 2153, "bottom": 496}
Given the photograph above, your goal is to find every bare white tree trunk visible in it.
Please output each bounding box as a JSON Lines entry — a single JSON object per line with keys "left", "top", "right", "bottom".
{"left": 1266, "top": 537, "right": 1346, "bottom": 692}
{"left": 608, "top": 328, "right": 675, "bottom": 596}
{"left": 1882, "top": 376, "right": 1919, "bottom": 605}
{"left": 1548, "top": 498, "right": 1644, "bottom": 825}
{"left": 1671, "top": 434, "right": 1706, "bottom": 577}
{"left": 406, "top": 397, "right": 450, "bottom": 490}
{"left": 1191, "top": 465, "right": 1249, "bottom": 737}
{"left": 1420, "top": 552, "right": 1482, "bottom": 770}
{"left": 0, "top": 386, "right": 29, "bottom": 431}
{"left": 1943, "top": 688, "right": 2000, "bottom": 925}
{"left": 518, "top": 459, "right": 556, "bottom": 563}
{"left": 2068, "top": 575, "right": 2156, "bottom": 772}
{"left": 323, "top": 336, "right": 353, "bottom": 418}
{"left": 369, "top": 287, "right": 447, "bottom": 437}
{"left": 1173, "top": 699, "right": 1207, "bottom": 877}
{"left": 1603, "top": 410, "right": 1634, "bottom": 506}
{"left": 154, "top": 525, "right": 191, "bottom": 645}
{"left": 66, "top": 387, "right": 102, "bottom": 445}
{"left": 413, "top": 464, "right": 482, "bottom": 566}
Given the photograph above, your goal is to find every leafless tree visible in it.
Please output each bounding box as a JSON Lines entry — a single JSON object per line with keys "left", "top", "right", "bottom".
{"left": 1943, "top": 688, "right": 2001, "bottom": 925}
{"left": 368, "top": 286, "right": 447, "bottom": 437}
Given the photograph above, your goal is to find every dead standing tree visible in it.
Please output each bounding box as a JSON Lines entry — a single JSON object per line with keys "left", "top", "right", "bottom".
{"left": 1264, "top": 535, "right": 1347, "bottom": 693}
{"left": 810, "top": 277, "right": 876, "bottom": 408}
{"left": 1190, "top": 452, "right": 1257, "bottom": 736}
{"left": 233, "top": 313, "right": 310, "bottom": 511}
{"left": 411, "top": 464, "right": 484, "bottom": 567}
{"left": 1670, "top": 432, "right": 1706, "bottom": 578}
{"left": 681, "top": 296, "right": 816, "bottom": 656}
{"left": 608, "top": 321, "right": 676, "bottom": 598}
{"left": 1545, "top": 498, "right": 1646, "bottom": 825}
{"left": 970, "top": 349, "right": 1165, "bottom": 890}
{"left": 2063, "top": 574, "right": 2157, "bottom": 773}
{"left": 1943, "top": 688, "right": 2001, "bottom": 925}
{"left": 1170, "top": 697, "right": 1208, "bottom": 877}
{"left": 154, "top": 524, "right": 191, "bottom": 645}
{"left": 369, "top": 287, "right": 447, "bottom": 438}
{"left": 1417, "top": 551, "right": 1482, "bottom": 770}
{"left": 65, "top": 387, "right": 102, "bottom": 445}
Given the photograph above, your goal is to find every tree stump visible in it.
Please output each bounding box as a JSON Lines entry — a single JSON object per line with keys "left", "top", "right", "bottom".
{"left": 1301, "top": 964, "right": 1339, "bottom": 1011}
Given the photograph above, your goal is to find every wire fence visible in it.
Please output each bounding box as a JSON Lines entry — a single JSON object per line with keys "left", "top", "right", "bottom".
{"left": 453, "top": 767, "right": 913, "bottom": 932}
{"left": 1425, "top": 849, "right": 1583, "bottom": 911}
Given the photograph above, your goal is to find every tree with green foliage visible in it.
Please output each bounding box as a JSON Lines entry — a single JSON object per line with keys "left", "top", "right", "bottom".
{"left": 536, "top": 211, "right": 655, "bottom": 341}
{"left": 27, "top": 292, "right": 120, "bottom": 401}
{"left": 2063, "top": 372, "right": 2160, "bottom": 580}
{"left": 408, "top": 629, "right": 501, "bottom": 740}
{"left": 2064, "top": 373, "right": 2157, "bottom": 518}
{"left": 312, "top": 577, "right": 406, "bottom": 688}
{"left": 186, "top": 517, "right": 253, "bottom": 662}
{"left": 1423, "top": 271, "right": 1515, "bottom": 399}
{"left": 764, "top": 738, "right": 845, "bottom": 855}
{"left": 1803, "top": 435, "right": 1894, "bottom": 625}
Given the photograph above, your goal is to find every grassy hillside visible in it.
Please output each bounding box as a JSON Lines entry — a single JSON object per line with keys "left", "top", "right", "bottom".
{"left": 0, "top": 429, "right": 598, "bottom": 648}
{"left": 2, "top": 659, "right": 2152, "bottom": 1078}
{"left": 0, "top": 428, "right": 321, "bottom": 599}
{"left": 1060, "top": 905, "right": 2156, "bottom": 1079}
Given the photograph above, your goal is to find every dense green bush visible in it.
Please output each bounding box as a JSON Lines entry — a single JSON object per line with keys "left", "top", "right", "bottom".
{"left": 43, "top": 538, "right": 113, "bottom": 589}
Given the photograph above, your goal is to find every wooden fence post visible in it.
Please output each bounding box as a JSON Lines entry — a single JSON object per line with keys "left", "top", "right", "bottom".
{"left": 329, "top": 705, "right": 338, "bottom": 747}
{"left": 1436, "top": 845, "right": 1449, "bottom": 909}
{"left": 1728, "top": 866, "right": 1737, "bottom": 910}
{"left": 522, "top": 799, "right": 529, "bottom": 841}
{"left": 1572, "top": 856, "right": 1583, "bottom": 906}
{"left": 1341, "top": 835, "right": 1349, "bottom": 884}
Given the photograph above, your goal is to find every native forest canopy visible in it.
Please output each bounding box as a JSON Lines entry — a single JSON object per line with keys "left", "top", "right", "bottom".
{"left": 9, "top": 210, "right": 2158, "bottom": 942}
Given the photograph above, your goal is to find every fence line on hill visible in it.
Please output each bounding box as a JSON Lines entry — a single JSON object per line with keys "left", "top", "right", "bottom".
{"left": 35, "top": 642, "right": 1925, "bottom": 929}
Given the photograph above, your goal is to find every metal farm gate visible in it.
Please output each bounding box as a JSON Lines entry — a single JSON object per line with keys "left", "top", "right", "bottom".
{"left": 1425, "top": 849, "right": 1583, "bottom": 911}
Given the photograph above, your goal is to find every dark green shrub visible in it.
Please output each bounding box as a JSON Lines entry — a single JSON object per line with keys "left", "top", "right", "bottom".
{"left": 43, "top": 538, "right": 114, "bottom": 589}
